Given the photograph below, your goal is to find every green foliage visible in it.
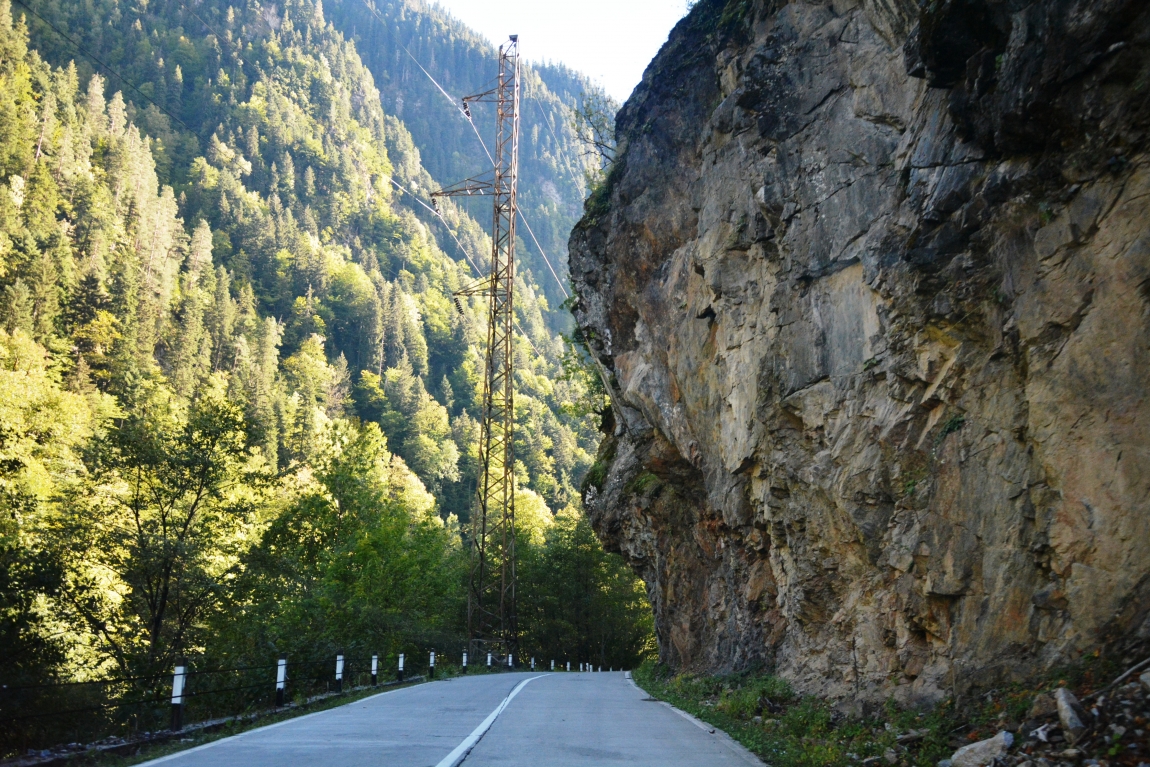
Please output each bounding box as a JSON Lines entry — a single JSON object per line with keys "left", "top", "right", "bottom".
{"left": 716, "top": 675, "right": 794, "bottom": 719}
{"left": 582, "top": 435, "right": 617, "bottom": 493}
{"left": 58, "top": 378, "right": 254, "bottom": 674}
{"left": 518, "top": 506, "right": 654, "bottom": 669}
{"left": 939, "top": 413, "right": 966, "bottom": 440}
{"left": 320, "top": 0, "right": 599, "bottom": 314}
{"left": 571, "top": 85, "right": 617, "bottom": 188}
{"left": 626, "top": 471, "right": 662, "bottom": 495}
{"left": 0, "top": 1, "right": 651, "bottom": 754}
{"left": 633, "top": 662, "right": 956, "bottom": 767}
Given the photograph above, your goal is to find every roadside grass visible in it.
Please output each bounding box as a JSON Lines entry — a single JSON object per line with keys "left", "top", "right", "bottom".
{"left": 632, "top": 650, "right": 1131, "bottom": 767}
{"left": 633, "top": 661, "right": 954, "bottom": 767}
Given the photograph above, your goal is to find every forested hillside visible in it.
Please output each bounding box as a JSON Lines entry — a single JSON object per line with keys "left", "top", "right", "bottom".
{"left": 322, "top": 0, "right": 594, "bottom": 316}
{"left": 0, "top": 0, "right": 649, "bottom": 748}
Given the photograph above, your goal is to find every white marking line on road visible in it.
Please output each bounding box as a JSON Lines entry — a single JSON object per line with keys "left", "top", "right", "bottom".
{"left": 626, "top": 675, "right": 765, "bottom": 766}
{"left": 663, "top": 701, "right": 717, "bottom": 733}
{"left": 133, "top": 685, "right": 413, "bottom": 766}
{"left": 434, "top": 674, "right": 547, "bottom": 767}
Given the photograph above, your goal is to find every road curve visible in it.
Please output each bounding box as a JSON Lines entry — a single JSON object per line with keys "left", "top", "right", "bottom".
{"left": 137, "top": 671, "right": 762, "bottom": 766}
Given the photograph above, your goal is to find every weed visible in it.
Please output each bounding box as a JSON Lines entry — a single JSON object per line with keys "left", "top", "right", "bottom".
{"left": 633, "top": 661, "right": 955, "bottom": 767}
{"left": 581, "top": 436, "right": 617, "bottom": 493}
{"left": 626, "top": 471, "right": 661, "bottom": 495}
{"left": 938, "top": 413, "right": 966, "bottom": 441}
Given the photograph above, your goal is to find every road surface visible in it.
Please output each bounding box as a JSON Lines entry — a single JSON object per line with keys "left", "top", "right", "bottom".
{"left": 139, "top": 671, "right": 762, "bottom": 766}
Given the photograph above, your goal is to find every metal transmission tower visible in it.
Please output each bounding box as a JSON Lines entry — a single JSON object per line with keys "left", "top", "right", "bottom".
{"left": 431, "top": 36, "right": 521, "bottom": 662}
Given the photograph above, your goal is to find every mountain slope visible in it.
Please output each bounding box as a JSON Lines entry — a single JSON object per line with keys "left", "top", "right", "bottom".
{"left": 13, "top": 0, "right": 600, "bottom": 516}
{"left": 323, "top": 0, "right": 595, "bottom": 316}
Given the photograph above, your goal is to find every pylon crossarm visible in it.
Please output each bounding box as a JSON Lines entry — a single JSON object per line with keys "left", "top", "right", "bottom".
{"left": 454, "top": 277, "right": 494, "bottom": 297}
{"left": 431, "top": 175, "right": 495, "bottom": 198}
{"left": 462, "top": 86, "right": 499, "bottom": 104}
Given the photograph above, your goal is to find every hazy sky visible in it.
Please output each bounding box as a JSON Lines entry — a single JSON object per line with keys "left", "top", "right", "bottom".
{"left": 428, "top": 0, "right": 691, "bottom": 103}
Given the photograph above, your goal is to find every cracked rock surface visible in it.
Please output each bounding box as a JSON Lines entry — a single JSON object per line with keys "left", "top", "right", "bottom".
{"left": 569, "top": 0, "right": 1150, "bottom": 703}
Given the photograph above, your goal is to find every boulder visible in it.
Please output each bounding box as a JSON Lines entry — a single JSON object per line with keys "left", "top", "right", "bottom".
{"left": 949, "top": 731, "right": 1013, "bottom": 767}
{"left": 1027, "top": 693, "right": 1057, "bottom": 720}
{"left": 1054, "top": 688, "right": 1087, "bottom": 744}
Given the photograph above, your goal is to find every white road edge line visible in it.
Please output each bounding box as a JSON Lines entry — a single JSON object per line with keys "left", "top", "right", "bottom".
{"left": 434, "top": 674, "right": 547, "bottom": 767}
{"left": 626, "top": 675, "right": 765, "bottom": 767}
{"left": 132, "top": 684, "right": 414, "bottom": 766}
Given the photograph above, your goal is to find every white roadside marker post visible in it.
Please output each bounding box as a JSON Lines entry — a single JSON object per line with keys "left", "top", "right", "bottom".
{"left": 507, "top": 654, "right": 513, "bottom": 669}
{"left": 531, "top": 657, "right": 535, "bottom": 670}
{"left": 398, "top": 653, "right": 405, "bottom": 683}
{"left": 487, "top": 652, "right": 492, "bottom": 669}
{"left": 550, "top": 659, "right": 555, "bottom": 671}
{"left": 275, "top": 657, "right": 287, "bottom": 707}
{"left": 170, "top": 659, "right": 186, "bottom": 731}
{"left": 371, "top": 654, "right": 378, "bottom": 686}
{"left": 463, "top": 651, "right": 468, "bottom": 674}
{"left": 429, "top": 650, "right": 436, "bottom": 679}
{"left": 566, "top": 661, "right": 570, "bottom": 672}
{"left": 335, "top": 654, "right": 344, "bottom": 693}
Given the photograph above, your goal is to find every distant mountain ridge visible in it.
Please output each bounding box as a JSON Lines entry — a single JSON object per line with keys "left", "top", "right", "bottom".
{"left": 13, "top": 0, "right": 601, "bottom": 520}
{"left": 324, "top": 0, "right": 596, "bottom": 315}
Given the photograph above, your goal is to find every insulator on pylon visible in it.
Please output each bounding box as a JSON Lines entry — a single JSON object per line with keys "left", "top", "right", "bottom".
{"left": 462, "top": 101, "right": 472, "bottom": 119}
{"left": 431, "top": 197, "right": 440, "bottom": 213}
{"left": 454, "top": 297, "right": 464, "bottom": 315}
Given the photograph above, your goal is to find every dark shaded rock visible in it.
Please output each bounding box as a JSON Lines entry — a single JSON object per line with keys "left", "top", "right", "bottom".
{"left": 570, "top": 0, "right": 1150, "bottom": 703}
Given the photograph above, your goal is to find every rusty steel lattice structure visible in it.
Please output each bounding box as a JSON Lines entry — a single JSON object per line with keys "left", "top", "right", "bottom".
{"left": 431, "top": 36, "right": 521, "bottom": 661}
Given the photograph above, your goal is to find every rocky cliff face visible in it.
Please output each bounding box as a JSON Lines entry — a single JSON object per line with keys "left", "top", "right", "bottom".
{"left": 569, "top": 0, "right": 1150, "bottom": 704}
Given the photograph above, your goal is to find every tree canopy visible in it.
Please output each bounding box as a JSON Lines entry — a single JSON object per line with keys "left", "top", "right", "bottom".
{"left": 0, "top": 0, "right": 648, "bottom": 753}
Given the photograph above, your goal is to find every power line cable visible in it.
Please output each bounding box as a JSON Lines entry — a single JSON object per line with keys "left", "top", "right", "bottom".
{"left": 185, "top": 6, "right": 225, "bottom": 40}
{"left": 528, "top": 87, "right": 584, "bottom": 193}
{"left": 357, "top": 12, "right": 569, "bottom": 300}
{"left": 518, "top": 210, "right": 569, "bottom": 299}
{"left": 387, "top": 177, "right": 485, "bottom": 276}
{"left": 385, "top": 177, "right": 542, "bottom": 358}
{"left": 359, "top": 0, "right": 496, "bottom": 167}
{"left": 12, "top": 0, "right": 200, "bottom": 138}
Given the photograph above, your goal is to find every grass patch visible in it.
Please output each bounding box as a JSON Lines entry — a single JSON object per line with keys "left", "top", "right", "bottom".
{"left": 632, "top": 650, "right": 1136, "bottom": 767}
{"left": 581, "top": 434, "right": 617, "bottom": 493}
{"left": 633, "top": 661, "right": 954, "bottom": 767}
{"left": 938, "top": 413, "right": 966, "bottom": 442}
{"left": 625, "top": 471, "right": 661, "bottom": 495}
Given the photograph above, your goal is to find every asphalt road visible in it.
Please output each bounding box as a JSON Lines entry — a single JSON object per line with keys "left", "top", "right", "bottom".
{"left": 139, "top": 671, "right": 762, "bottom": 766}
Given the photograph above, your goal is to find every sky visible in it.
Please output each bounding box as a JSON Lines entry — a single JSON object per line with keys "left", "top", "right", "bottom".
{"left": 428, "top": 0, "right": 691, "bottom": 103}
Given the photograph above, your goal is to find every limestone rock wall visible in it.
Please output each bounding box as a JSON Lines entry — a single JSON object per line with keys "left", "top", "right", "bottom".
{"left": 569, "top": 0, "right": 1150, "bottom": 704}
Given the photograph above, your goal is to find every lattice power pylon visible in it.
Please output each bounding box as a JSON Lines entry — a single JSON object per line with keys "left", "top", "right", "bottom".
{"left": 431, "top": 36, "right": 521, "bottom": 663}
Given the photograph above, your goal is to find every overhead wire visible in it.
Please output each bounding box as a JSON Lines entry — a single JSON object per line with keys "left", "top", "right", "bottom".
{"left": 528, "top": 84, "right": 585, "bottom": 192}
{"left": 387, "top": 177, "right": 484, "bottom": 276}
{"left": 385, "top": 177, "right": 543, "bottom": 359}
{"left": 517, "top": 211, "right": 569, "bottom": 300}
{"left": 353, "top": 4, "right": 563, "bottom": 354}
{"left": 354, "top": 0, "right": 499, "bottom": 166}
{"left": 358, "top": 8, "right": 570, "bottom": 302}
{"left": 185, "top": 6, "right": 225, "bottom": 40}
{"left": 11, "top": 0, "right": 200, "bottom": 139}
